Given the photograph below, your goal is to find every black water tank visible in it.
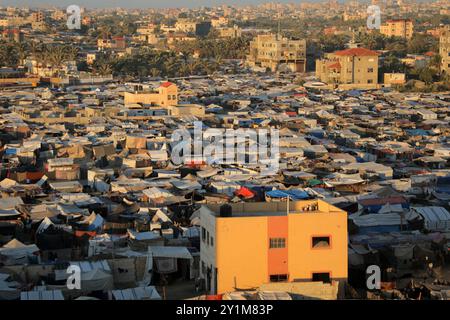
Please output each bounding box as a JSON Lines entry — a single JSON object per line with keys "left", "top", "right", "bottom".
{"left": 219, "top": 204, "right": 232, "bottom": 217}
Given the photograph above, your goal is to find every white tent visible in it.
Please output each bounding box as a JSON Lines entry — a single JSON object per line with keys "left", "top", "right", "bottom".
{"left": 111, "top": 286, "right": 161, "bottom": 300}
{"left": 148, "top": 246, "right": 192, "bottom": 260}
{"left": 142, "top": 187, "right": 174, "bottom": 200}
{"left": 0, "top": 239, "right": 40, "bottom": 265}
{"left": 0, "top": 273, "right": 20, "bottom": 300}
{"left": 412, "top": 206, "right": 450, "bottom": 231}
{"left": 20, "top": 290, "right": 64, "bottom": 300}
{"left": 127, "top": 229, "right": 161, "bottom": 241}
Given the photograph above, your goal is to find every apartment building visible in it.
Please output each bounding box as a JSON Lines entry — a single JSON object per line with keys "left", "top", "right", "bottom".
{"left": 218, "top": 25, "right": 242, "bottom": 39}
{"left": 124, "top": 82, "right": 178, "bottom": 107}
{"left": 315, "top": 47, "right": 379, "bottom": 89}
{"left": 175, "top": 19, "right": 212, "bottom": 37}
{"left": 97, "top": 36, "right": 126, "bottom": 50}
{"left": 246, "top": 34, "right": 307, "bottom": 73}
{"left": 199, "top": 200, "right": 348, "bottom": 294}
{"left": 380, "top": 19, "right": 414, "bottom": 39}
{"left": 1, "top": 29, "right": 24, "bottom": 42}
{"left": 439, "top": 25, "right": 450, "bottom": 74}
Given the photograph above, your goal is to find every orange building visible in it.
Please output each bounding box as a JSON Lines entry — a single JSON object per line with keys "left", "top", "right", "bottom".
{"left": 199, "top": 200, "right": 348, "bottom": 294}
{"left": 380, "top": 19, "right": 414, "bottom": 39}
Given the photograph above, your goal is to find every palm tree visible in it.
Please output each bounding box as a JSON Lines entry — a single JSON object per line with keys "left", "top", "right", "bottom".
{"left": 47, "top": 46, "right": 67, "bottom": 76}
{"left": 64, "top": 46, "right": 79, "bottom": 61}
{"left": 187, "top": 59, "right": 200, "bottom": 75}
{"left": 16, "top": 43, "right": 28, "bottom": 66}
{"left": 99, "top": 25, "right": 112, "bottom": 40}
{"left": 150, "top": 67, "right": 161, "bottom": 77}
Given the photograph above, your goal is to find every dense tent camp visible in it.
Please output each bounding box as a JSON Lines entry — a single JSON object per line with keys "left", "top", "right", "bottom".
{"left": 0, "top": 6, "right": 449, "bottom": 301}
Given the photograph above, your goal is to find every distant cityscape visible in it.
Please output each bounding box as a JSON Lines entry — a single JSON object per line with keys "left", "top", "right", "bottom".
{"left": 0, "top": 0, "right": 449, "bottom": 302}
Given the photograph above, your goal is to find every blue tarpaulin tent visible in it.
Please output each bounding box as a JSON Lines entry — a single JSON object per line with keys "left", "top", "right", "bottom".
{"left": 406, "top": 129, "right": 430, "bottom": 136}
{"left": 266, "top": 189, "right": 310, "bottom": 200}
{"left": 347, "top": 90, "right": 362, "bottom": 97}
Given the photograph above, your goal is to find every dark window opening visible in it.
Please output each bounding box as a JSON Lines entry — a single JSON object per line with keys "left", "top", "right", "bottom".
{"left": 201, "top": 227, "right": 206, "bottom": 242}
{"left": 312, "top": 236, "right": 330, "bottom": 248}
{"left": 270, "top": 274, "right": 288, "bottom": 282}
{"left": 312, "top": 272, "right": 331, "bottom": 283}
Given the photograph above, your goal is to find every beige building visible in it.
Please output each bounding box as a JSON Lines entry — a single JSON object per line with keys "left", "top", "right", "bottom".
{"left": 97, "top": 37, "right": 126, "bottom": 50}
{"left": 380, "top": 19, "right": 414, "bottom": 39}
{"left": 218, "top": 25, "right": 242, "bottom": 39}
{"left": 384, "top": 73, "right": 406, "bottom": 86}
{"left": 30, "top": 11, "right": 44, "bottom": 23}
{"left": 315, "top": 47, "right": 379, "bottom": 89}
{"left": 211, "top": 16, "right": 229, "bottom": 27}
{"left": 246, "top": 34, "right": 307, "bottom": 73}
{"left": 124, "top": 82, "right": 178, "bottom": 107}
{"left": 175, "top": 18, "right": 197, "bottom": 33}
{"left": 439, "top": 25, "right": 450, "bottom": 74}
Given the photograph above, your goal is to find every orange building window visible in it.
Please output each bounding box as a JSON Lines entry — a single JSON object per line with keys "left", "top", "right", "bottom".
{"left": 269, "top": 274, "right": 288, "bottom": 282}
{"left": 311, "top": 236, "right": 331, "bottom": 249}
{"left": 269, "top": 238, "right": 286, "bottom": 249}
{"left": 312, "top": 272, "right": 331, "bottom": 283}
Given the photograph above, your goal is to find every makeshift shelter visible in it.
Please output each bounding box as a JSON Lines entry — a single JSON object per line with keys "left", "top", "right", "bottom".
{"left": 0, "top": 239, "right": 40, "bottom": 265}
{"left": 234, "top": 187, "right": 255, "bottom": 199}
{"left": 20, "top": 290, "right": 64, "bottom": 300}
{"left": 411, "top": 207, "right": 450, "bottom": 231}
{"left": 0, "top": 273, "right": 20, "bottom": 300}
{"left": 149, "top": 246, "right": 193, "bottom": 276}
{"left": 111, "top": 286, "right": 161, "bottom": 300}
{"left": 265, "top": 189, "right": 309, "bottom": 201}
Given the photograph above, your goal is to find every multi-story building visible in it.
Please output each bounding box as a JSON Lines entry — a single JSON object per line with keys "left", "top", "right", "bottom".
{"left": 30, "top": 11, "right": 44, "bottom": 23}
{"left": 124, "top": 82, "right": 178, "bottom": 107}
{"left": 211, "top": 16, "right": 229, "bottom": 27}
{"left": 380, "top": 19, "right": 414, "bottom": 39}
{"left": 175, "top": 19, "right": 211, "bottom": 37}
{"left": 218, "top": 25, "right": 242, "bottom": 38}
{"left": 1, "top": 29, "right": 24, "bottom": 42}
{"left": 315, "top": 47, "right": 379, "bottom": 89}
{"left": 199, "top": 200, "right": 348, "bottom": 294}
{"left": 175, "top": 18, "right": 197, "bottom": 33}
{"left": 97, "top": 36, "right": 126, "bottom": 50}
{"left": 246, "top": 34, "right": 307, "bottom": 73}
{"left": 439, "top": 25, "right": 450, "bottom": 74}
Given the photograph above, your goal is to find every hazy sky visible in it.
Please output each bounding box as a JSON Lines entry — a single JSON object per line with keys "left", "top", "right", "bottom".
{"left": 2, "top": 0, "right": 317, "bottom": 9}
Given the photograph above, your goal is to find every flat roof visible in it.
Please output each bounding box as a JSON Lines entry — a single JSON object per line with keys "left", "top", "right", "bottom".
{"left": 204, "top": 200, "right": 345, "bottom": 218}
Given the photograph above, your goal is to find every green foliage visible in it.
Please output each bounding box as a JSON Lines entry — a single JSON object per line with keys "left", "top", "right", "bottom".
{"left": 108, "top": 47, "right": 221, "bottom": 78}
{"left": 171, "top": 36, "right": 251, "bottom": 60}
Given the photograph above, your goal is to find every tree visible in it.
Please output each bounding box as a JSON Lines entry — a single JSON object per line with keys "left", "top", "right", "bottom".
{"left": 418, "top": 67, "right": 435, "bottom": 85}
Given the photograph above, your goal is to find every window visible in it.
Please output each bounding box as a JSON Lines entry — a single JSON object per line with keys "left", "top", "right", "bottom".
{"left": 206, "top": 231, "right": 210, "bottom": 245}
{"left": 312, "top": 272, "right": 331, "bottom": 283}
{"left": 269, "top": 238, "right": 286, "bottom": 249}
{"left": 210, "top": 236, "right": 214, "bottom": 247}
{"left": 201, "top": 227, "right": 206, "bottom": 242}
{"left": 270, "top": 274, "right": 288, "bottom": 282}
{"left": 368, "top": 68, "right": 374, "bottom": 73}
{"left": 312, "top": 236, "right": 331, "bottom": 249}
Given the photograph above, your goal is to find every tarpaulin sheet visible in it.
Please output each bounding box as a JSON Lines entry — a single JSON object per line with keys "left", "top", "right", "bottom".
{"left": 266, "top": 189, "right": 309, "bottom": 200}
{"left": 155, "top": 257, "right": 177, "bottom": 274}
